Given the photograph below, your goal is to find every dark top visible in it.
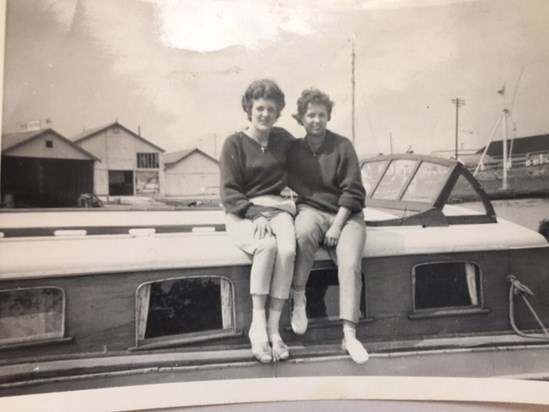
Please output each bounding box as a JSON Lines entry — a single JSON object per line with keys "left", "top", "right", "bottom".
{"left": 287, "top": 130, "right": 365, "bottom": 213}
{"left": 219, "top": 127, "right": 295, "bottom": 220}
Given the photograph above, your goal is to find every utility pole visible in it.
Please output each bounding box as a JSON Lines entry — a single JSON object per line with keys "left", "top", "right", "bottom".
{"left": 451, "top": 98, "right": 466, "bottom": 160}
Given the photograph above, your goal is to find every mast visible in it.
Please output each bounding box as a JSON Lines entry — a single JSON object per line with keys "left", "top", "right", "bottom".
{"left": 351, "top": 40, "right": 356, "bottom": 145}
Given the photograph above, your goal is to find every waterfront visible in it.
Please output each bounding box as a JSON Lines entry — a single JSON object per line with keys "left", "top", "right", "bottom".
{"left": 462, "top": 197, "right": 549, "bottom": 232}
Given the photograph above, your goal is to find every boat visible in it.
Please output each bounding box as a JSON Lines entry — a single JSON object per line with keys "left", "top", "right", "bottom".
{"left": 1, "top": 153, "right": 549, "bottom": 398}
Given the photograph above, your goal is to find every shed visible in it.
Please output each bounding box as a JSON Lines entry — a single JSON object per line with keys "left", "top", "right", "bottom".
{"left": 1, "top": 129, "right": 98, "bottom": 207}
{"left": 73, "top": 121, "right": 165, "bottom": 197}
{"left": 163, "top": 148, "right": 219, "bottom": 198}
{"left": 478, "top": 133, "right": 549, "bottom": 158}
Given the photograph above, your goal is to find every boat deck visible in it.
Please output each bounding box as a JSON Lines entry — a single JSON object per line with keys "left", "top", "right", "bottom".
{"left": 2, "top": 333, "right": 549, "bottom": 396}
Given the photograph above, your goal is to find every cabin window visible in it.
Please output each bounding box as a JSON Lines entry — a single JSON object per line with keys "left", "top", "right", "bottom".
{"left": 412, "top": 262, "right": 482, "bottom": 315}
{"left": 0, "top": 287, "right": 65, "bottom": 346}
{"left": 136, "top": 276, "right": 235, "bottom": 347}
{"left": 45, "top": 140, "right": 53, "bottom": 148}
{"left": 304, "top": 269, "right": 366, "bottom": 324}
{"left": 136, "top": 153, "right": 159, "bottom": 169}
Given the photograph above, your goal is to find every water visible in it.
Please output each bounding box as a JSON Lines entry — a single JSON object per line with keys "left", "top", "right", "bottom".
{"left": 462, "top": 198, "right": 549, "bottom": 231}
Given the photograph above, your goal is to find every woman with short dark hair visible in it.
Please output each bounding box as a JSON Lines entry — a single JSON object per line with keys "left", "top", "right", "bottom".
{"left": 288, "top": 88, "right": 369, "bottom": 364}
{"left": 220, "top": 79, "right": 296, "bottom": 363}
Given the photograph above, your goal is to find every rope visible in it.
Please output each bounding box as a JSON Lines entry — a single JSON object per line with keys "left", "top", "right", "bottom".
{"left": 508, "top": 275, "right": 549, "bottom": 340}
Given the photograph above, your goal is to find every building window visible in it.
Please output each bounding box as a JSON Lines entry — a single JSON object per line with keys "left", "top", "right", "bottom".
{"left": 411, "top": 262, "right": 484, "bottom": 317}
{"left": 45, "top": 140, "right": 53, "bottom": 148}
{"left": 137, "top": 153, "right": 159, "bottom": 169}
{"left": 0, "top": 287, "right": 65, "bottom": 347}
{"left": 136, "top": 276, "right": 236, "bottom": 348}
{"left": 304, "top": 268, "right": 366, "bottom": 323}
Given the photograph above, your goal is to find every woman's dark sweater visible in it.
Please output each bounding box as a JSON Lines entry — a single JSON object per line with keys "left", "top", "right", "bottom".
{"left": 219, "top": 127, "right": 295, "bottom": 220}
{"left": 287, "top": 130, "right": 365, "bottom": 214}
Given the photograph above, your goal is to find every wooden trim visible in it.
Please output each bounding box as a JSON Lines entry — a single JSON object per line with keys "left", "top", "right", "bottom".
{"left": 408, "top": 307, "right": 491, "bottom": 319}
{"left": 131, "top": 329, "right": 243, "bottom": 351}
{"left": 0, "top": 336, "right": 73, "bottom": 351}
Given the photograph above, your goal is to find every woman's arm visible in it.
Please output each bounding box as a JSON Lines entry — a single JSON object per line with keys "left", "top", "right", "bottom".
{"left": 337, "top": 139, "right": 366, "bottom": 212}
{"left": 325, "top": 137, "right": 366, "bottom": 246}
{"left": 219, "top": 137, "right": 262, "bottom": 219}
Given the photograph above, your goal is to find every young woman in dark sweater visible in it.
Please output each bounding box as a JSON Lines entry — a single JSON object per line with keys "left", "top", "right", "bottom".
{"left": 287, "top": 88, "right": 369, "bottom": 364}
{"left": 219, "top": 79, "right": 296, "bottom": 363}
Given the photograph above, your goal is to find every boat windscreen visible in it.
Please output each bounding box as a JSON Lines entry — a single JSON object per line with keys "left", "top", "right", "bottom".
{"left": 366, "top": 159, "right": 450, "bottom": 204}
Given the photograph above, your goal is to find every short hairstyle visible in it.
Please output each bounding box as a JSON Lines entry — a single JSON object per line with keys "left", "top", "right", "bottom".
{"left": 241, "top": 79, "right": 286, "bottom": 120}
{"left": 293, "top": 88, "right": 334, "bottom": 125}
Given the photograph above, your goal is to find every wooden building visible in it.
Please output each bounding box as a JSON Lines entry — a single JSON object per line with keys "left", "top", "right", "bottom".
{"left": 73, "top": 121, "right": 165, "bottom": 197}
{"left": 163, "top": 148, "right": 219, "bottom": 198}
{"left": 1, "top": 129, "right": 98, "bottom": 207}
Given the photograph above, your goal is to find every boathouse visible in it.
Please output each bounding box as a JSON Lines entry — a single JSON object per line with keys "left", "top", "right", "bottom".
{"left": 478, "top": 133, "right": 549, "bottom": 165}
{"left": 1, "top": 128, "right": 98, "bottom": 207}
{"left": 163, "top": 148, "right": 219, "bottom": 198}
{"left": 73, "top": 121, "right": 165, "bottom": 197}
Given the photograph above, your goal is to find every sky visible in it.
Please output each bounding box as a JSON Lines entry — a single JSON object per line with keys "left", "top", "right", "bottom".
{"left": 2, "top": 0, "right": 549, "bottom": 158}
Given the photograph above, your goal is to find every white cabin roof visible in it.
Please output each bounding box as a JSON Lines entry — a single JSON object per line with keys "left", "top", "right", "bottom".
{"left": 0, "top": 209, "right": 546, "bottom": 280}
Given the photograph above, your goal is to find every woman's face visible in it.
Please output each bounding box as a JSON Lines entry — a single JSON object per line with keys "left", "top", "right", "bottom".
{"left": 250, "top": 98, "right": 278, "bottom": 133}
{"left": 302, "top": 102, "right": 328, "bottom": 137}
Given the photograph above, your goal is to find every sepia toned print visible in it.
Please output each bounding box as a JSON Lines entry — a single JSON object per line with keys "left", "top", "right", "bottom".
{"left": 1, "top": 0, "right": 549, "bottom": 409}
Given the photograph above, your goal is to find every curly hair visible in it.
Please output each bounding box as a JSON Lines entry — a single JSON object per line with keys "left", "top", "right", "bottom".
{"left": 293, "top": 88, "right": 334, "bottom": 125}
{"left": 241, "top": 79, "right": 286, "bottom": 120}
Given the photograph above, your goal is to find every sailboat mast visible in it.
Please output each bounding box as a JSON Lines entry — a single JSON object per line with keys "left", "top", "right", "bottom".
{"left": 351, "top": 40, "right": 356, "bottom": 145}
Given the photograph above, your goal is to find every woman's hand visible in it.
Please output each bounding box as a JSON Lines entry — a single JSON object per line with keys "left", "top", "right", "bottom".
{"left": 323, "top": 224, "right": 342, "bottom": 247}
{"left": 253, "top": 216, "right": 273, "bottom": 240}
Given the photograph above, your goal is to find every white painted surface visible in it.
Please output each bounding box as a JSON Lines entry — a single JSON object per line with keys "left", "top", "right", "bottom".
{"left": 0, "top": 209, "right": 546, "bottom": 279}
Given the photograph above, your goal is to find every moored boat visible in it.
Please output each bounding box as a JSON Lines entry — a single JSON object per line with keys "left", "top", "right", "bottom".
{"left": 1, "top": 154, "right": 548, "bottom": 396}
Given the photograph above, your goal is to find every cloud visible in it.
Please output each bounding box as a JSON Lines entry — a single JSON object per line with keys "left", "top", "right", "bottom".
{"left": 154, "top": 0, "right": 320, "bottom": 52}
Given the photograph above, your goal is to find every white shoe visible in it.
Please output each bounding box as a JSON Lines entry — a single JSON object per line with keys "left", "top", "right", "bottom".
{"left": 291, "top": 294, "right": 308, "bottom": 335}
{"left": 342, "top": 337, "right": 369, "bottom": 364}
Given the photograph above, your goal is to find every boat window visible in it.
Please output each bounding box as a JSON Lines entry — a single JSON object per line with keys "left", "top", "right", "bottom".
{"left": 371, "top": 159, "right": 416, "bottom": 200}
{"left": 443, "top": 174, "right": 488, "bottom": 216}
{"left": 361, "top": 160, "right": 386, "bottom": 194}
{"left": 413, "top": 262, "right": 482, "bottom": 313}
{"left": 0, "top": 287, "right": 65, "bottom": 347}
{"left": 136, "top": 276, "right": 235, "bottom": 346}
{"left": 402, "top": 162, "right": 449, "bottom": 203}
{"left": 305, "top": 269, "right": 366, "bottom": 323}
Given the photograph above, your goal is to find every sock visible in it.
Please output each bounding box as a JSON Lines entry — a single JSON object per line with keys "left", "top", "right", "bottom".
{"left": 250, "top": 309, "right": 268, "bottom": 342}
{"left": 267, "top": 309, "right": 282, "bottom": 342}
{"left": 343, "top": 323, "right": 357, "bottom": 341}
{"left": 342, "top": 323, "right": 369, "bottom": 364}
{"left": 292, "top": 289, "right": 306, "bottom": 308}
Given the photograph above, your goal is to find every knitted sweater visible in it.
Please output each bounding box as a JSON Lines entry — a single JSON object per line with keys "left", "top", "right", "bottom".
{"left": 219, "top": 127, "right": 295, "bottom": 220}
{"left": 287, "top": 130, "right": 365, "bottom": 213}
